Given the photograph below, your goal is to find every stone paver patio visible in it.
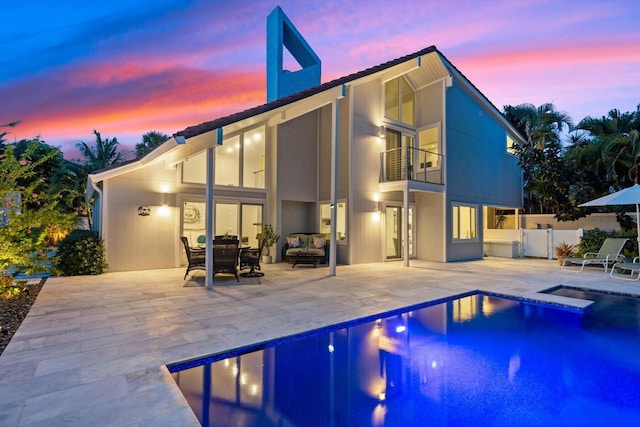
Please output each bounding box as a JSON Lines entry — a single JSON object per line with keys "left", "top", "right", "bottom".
{"left": 1, "top": 258, "right": 639, "bottom": 426}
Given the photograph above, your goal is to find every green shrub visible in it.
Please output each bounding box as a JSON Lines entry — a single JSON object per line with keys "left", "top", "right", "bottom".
{"left": 576, "top": 228, "right": 638, "bottom": 260}
{"left": 54, "top": 230, "right": 107, "bottom": 276}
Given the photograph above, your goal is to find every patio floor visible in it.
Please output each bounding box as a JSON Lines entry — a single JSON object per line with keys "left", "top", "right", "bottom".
{"left": 1, "top": 258, "right": 639, "bottom": 426}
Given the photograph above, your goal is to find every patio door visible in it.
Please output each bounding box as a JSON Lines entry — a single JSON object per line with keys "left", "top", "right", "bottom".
{"left": 385, "top": 129, "right": 401, "bottom": 181}
{"left": 385, "top": 129, "right": 414, "bottom": 181}
{"left": 215, "top": 203, "right": 238, "bottom": 237}
{"left": 241, "top": 204, "right": 263, "bottom": 248}
{"left": 385, "top": 206, "right": 414, "bottom": 260}
{"left": 182, "top": 200, "right": 263, "bottom": 246}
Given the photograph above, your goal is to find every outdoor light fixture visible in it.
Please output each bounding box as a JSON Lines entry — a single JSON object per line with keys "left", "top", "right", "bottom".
{"left": 378, "top": 125, "right": 386, "bottom": 139}
{"left": 138, "top": 205, "right": 151, "bottom": 216}
{"left": 161, "top": 193, "right": 168, "bottom": 207}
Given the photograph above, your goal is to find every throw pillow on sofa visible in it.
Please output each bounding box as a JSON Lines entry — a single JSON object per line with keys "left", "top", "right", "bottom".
{"left": 287, "top": 236, "right": 300, "bottom": 247}
{"left": 313, "top": 236, "right": 325, "bottom": 249}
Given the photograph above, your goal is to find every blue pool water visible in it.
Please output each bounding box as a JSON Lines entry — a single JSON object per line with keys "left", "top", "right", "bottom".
{"left": 169, "top": 291, "right": 640, "bottom": 426}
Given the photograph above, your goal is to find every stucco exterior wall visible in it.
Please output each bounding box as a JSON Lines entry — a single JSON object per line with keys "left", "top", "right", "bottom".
{"left": 518, "top": 213, "right": 622, "bottom": 232}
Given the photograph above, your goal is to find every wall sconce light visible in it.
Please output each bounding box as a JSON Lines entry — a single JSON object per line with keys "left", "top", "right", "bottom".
{"left": 373, "top": 194, "right": 381, "bottom": 213}
{"left": 378, "top": 125, "right": 386, "bottom": 139}
{"left": 138, "top": 205, "right": 151, "bottom": 216}
{"left": 158, "top": 192, "right": 170, "bottom": 216}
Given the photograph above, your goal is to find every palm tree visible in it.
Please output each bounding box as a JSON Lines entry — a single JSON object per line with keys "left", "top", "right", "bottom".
{"left": 75, "top": 130, "right": 122, "bottom": 171}
{"left": 577, "top": 105, "right": 640, "bottom": 186}
{"left": 503, "top": 103, "right": 574, "bottom": 214}
{"left": 135, "top": 131, "right": 169, "bottom": 158}
{"left": 52, "top": 160, "right": 94, "bottom": 223}
{"left": 504, "top": 103, "right": 573, "bottom": 150}
{"left": 577, "top": 107, "right": 638, "bottom": 137}
{"left": 0, "top": 120, "right": 21, "bottom": 147}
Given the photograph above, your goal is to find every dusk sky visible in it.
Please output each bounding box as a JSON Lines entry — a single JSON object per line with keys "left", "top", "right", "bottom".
{"left": 1, "top": 0, "right": 639, "bottom": 158}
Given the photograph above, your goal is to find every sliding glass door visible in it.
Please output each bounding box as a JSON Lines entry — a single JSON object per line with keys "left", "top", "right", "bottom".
{"left": 182, "top": 201, "right": 263, "bottom": 248}
{"left": 385, "top": 206, "right": 414, "bottom": 260}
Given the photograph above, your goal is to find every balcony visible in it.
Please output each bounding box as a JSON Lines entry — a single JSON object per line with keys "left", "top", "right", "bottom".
{"left": 380, "top": 147, "right": 443, "bottom": 185}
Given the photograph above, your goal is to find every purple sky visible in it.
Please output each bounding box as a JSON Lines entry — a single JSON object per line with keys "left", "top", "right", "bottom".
{"left": 1, "top": 0, "right": 639, "bottom": 158}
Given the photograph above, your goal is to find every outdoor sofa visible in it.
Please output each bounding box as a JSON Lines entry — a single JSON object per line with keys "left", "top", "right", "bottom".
{"left": 282, "top": 232, "right": 329, "bottom": 267}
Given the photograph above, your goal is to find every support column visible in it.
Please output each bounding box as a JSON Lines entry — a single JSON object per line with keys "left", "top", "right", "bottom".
{"left": 205, "top": 146, "right": 215, "bottom": 289}
{"left": 404, "top": 187, "right": 410, "bottom": 267}
{"left": 329, "top": 98, "right": 339, "bottom": 276}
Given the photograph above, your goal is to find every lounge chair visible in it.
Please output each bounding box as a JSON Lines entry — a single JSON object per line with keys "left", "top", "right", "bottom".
{"left": 561, "top": 237, "right": 628, "bottom": 272}
{"left": 610, "top": 257, "right": 640, "bottom": 281}
{"left": 213, "top": 238, "right": 240, "bottom": 282}
{"left": 180, "top": 236, "right": 206, "bottom": 279}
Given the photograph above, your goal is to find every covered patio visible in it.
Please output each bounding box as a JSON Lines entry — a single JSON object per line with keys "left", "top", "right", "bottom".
{"left": 1, "top": 258, "right": 639, "bottom": 426}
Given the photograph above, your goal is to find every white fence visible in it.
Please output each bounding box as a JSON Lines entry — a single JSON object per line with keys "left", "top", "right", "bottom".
{"left": 484, "top": 229, "right": 583, "bottom": 259}
{"left": 523, "top": 229, "right": 583, "bottom": 259}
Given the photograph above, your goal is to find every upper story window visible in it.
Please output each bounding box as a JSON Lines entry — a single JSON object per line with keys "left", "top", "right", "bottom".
{"left": 418, "top": 123, "right": 441, "bottom": 168}
{"left": 181, "top": 126, "right": 266, "bottom": 189}
{"left": 215, "top": 135, "right": 240, "bottom": 186}
{"left": 385, "top": 76, "right": 415, "bottom": 126}
{"left": 506, "top": 134, "right": 517, "bottom": 155}
{"left": 243, "top": 127, "right": 266, "bottom": 189}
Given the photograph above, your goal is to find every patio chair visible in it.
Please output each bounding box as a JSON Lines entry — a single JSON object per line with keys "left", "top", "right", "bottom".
{"left": 610, "top": 257, "right": 640, "bottom": 281}
{"left": 180, "top": 236, "right": 206, "bottom": 279}
{"left": 213, "top": 238, "right": 240, "bottom": 282}
{"left": 561, "top": 237, "right": 628, "bottom": 272}
{"left": 240, "top": 238, "right": 266, "bottom": 277}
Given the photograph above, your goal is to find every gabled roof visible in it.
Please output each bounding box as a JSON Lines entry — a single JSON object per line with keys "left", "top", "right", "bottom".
{"left": 90, "top": 44, "right": 525, "bottom": 185}
{"left": 176, "top": 46, "right": 438, "bottom": 140}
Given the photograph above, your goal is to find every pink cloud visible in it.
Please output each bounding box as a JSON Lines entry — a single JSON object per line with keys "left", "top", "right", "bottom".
{"left": 3, "top": 62, "right": 266, "bottom": 154}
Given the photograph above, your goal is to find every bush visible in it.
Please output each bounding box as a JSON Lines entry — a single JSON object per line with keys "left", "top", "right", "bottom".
{"left": 54, "top": 230, "right": 107, "bottom": 276}
{"left": 576, "top": 228, "right": 638, "bottom": 260}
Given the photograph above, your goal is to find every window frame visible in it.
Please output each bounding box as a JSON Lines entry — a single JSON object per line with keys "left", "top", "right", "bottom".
{"left": 179, "top": 126, "right": 267, "bottom": 190}
{"left": 452, "top": 202, "right": 478, "bottom": 242}
{"left": 506, "top": 133, "right": 517, "bottom": 156}
{"left": 384, "top": 75, "right": 416, "bottom": 127}
{"left": 319, "top": 199, "right": 348, "bottom": 245}
{"left": 417, "top": 122, "right": 442, "bottom": 170}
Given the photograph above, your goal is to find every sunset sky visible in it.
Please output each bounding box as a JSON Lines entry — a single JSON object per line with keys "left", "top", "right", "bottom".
{"left": 1, "top": 0, "right": 639, "bottom": 158}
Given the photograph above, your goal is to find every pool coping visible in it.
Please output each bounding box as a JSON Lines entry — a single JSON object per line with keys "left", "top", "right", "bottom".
{"left": 168, "top": 287, "right": 609, "bottom": 373}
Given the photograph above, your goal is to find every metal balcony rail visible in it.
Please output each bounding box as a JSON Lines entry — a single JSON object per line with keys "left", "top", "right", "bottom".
{"left": 379, "top": 147, "right": 443, "bottom": 184}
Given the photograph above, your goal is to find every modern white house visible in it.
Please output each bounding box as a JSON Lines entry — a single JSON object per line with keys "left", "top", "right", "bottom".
{"left": 87, "top": 7, "right": 524, "bottom": 285}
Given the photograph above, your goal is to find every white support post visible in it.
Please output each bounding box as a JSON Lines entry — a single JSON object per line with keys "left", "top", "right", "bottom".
{"left": 205, "top": 146, "right": 215, "bottom": 289}
{"left": 404, "top": 188, "right": 410, "bottom": 267}
{"left": 329, "top": 98, "right": 339, "bottom": 276}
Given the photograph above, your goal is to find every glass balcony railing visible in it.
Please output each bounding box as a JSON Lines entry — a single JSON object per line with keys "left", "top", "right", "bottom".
{"left": 379, "top": 147, "right": 444, "bottom": 184}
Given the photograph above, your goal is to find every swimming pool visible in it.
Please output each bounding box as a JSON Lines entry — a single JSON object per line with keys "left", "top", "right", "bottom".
{"left": 169, "top": 291, "right": 640, "bottom": 426}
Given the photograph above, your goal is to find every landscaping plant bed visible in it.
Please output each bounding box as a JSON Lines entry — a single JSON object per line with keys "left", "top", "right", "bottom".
{"left": 0, "top": 279, "right": 45, "bottom": 356}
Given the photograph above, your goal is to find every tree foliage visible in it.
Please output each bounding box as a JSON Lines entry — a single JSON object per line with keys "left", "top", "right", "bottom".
{"left": 135, "top": 131, "right": 169, "bottom": 158}
{"left": 75, "top": 129, "right": 122, "bottom": 171}
{"left": 505, "top": 103, "right": 640, "bottom": 226}
{"left": 0, "top": 139, "right": 74, "bottom": 274}
{"left": 503, "top": 103, "right": 577, "bottom": 219}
